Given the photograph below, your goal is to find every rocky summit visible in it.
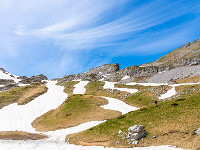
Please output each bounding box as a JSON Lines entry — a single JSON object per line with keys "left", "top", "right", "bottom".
{"left": 58, "top": 37, "right": 200, "bottom": 83}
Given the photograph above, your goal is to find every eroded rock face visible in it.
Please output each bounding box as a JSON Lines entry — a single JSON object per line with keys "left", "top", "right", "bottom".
{"left": 58, "top": 37, "right": 200, "bottom": 83}
{"left": 59, "top": 63, "right": 120, "bottom": 82}
{"left": 0, "top": 79, "right": 15, "bottom": 85}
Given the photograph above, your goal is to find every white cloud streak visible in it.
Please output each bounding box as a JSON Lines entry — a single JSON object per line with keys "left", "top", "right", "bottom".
{"left": 0, "top": 0, "right": 199, "bottom": 78}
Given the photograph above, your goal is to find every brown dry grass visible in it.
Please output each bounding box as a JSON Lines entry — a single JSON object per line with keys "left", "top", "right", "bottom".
{"left": 17, "top": 85, "right": 48, "bottom": 105}
{"left": 32, "top": 95, "right": 121, "bottom": 132}
{"left": 0, "top": 85, "right": 48, "bottom": 109}
{"left": 175, "top": 75, "right": 200, "bottom": 84}
{"left": 66, "top": 90, "right": 200, "bottom": 149}
{"left": 0, "top": 131, "right": 47, "bottom": 140}
{"left": 62, "top": 81, "right": 79, "bottom": 96}
{"left": 85, "top": 81, "right": 129, "bottom": 99}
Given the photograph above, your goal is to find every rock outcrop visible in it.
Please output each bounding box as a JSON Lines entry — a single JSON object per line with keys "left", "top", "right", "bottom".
{"left": 118, "top": 125, "right": 147, "bottom": 145}
{"left": 126, "top": 125, "right": 147, "bottom": 141}
{"left": 58, "top": 37, "right": 200, "bottom": 83}
{"left": 0, "top": 79, "right": 15, "bottom": 85}
{"left": 59, "top": 63, "right": 119, "bottom": 82}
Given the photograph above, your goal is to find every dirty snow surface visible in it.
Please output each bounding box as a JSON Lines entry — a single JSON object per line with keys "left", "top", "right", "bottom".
{"left": 158, "top": 82, "right": 200, "bottom": 99}
{"left": 159, "top": 86, "right": 176, "bottom": 99}
{"left": 121, "top": 75, "right": 130, "bottom": 80}
{"left": 73, "top": 81, "right": 89, "bottom": 94}
{"left": 104, "top": 81, "right": 138, "bottom": 94}
{"left": 126, "top": 82, "right": 168, "bottom": 86}
{"left": 0, "top": 81, "right": 68, "bottom": 132}
{"left": 101, "top": 97, "right": 139, "bottom": 115}
{"left": 0, "top": 141, "right": 183, "bottom": 150}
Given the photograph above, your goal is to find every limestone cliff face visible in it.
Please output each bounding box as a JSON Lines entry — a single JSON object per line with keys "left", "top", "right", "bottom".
{"left": 60, "top": 63, "right": 120, "bottom": 82}
{"left": 18, "top": 74, "right": 48, "bottom": 84}
{"left": 59, "top": 37, "right": 200, "bottom": 83}
{"left": 116, "top": 37, "right": 200, "bottom": 82}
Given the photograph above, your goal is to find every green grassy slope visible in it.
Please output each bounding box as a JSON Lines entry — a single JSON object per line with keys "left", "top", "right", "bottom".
{"left": 67, "top": 85, "right": 200, "bottom": 149}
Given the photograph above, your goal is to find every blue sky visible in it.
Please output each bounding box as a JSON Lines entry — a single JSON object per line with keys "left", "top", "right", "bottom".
{"left": 0, "top": 0, "right": 200, "bottom": 79}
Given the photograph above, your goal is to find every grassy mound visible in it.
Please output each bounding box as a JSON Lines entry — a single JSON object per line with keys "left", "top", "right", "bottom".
{"left": 86, "top": 82, "right": 171, "bottom": 108}
{"left": 0, "top": 131, "right": 47, "bottom": 140}
{"left": 66, "top": 86, "right": 200, "bottom": 149}
{"left": 85, "top": 81, "right": 129, "bottom": 99}
{"left": 32, "top": 94, "right": 121, "bottom": 132}
{"left": 0, "top": 85, "right": 47, "bottom": 109}
{"left": 57, "top": 81, "right": 79, "bottom": 96}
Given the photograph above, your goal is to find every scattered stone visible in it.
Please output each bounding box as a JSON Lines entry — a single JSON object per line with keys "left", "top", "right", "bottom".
{"left": 195, "top": 128, "right": 200, "bottom": 135}
{"left": 118, "top": 130, "right": 122, "bottom": 135}
{"left": 152, "top": 136, "right": 157, "bottom": 138}
{"left": 168, "top": 79, "right": 177, "bottom": 84}
{"left": 132, "top": 140, "right": 138, "bottom": 145}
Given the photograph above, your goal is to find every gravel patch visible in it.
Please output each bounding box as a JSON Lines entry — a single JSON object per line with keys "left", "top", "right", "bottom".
{"left": 147, "top": 65, "right": 200, "bottom": 83}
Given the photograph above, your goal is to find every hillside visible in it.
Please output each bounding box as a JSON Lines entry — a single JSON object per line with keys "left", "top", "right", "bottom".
{"left": 67, "top": 84, "right": 200, "bottom": 149}
{"left": 0, "top": 38, "right": 200, "bottom": 150}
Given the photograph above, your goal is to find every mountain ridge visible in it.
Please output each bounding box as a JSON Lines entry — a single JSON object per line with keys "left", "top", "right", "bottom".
{"left": 58, "top": 37, "right": 200, "bottom": 83}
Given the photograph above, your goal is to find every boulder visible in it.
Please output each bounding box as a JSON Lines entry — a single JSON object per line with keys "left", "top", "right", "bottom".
{"left": 126, "top": 125, "right": 147, "bottom": 140}
{"left": 128, "top": 125, "right": 145, "bottom": 133}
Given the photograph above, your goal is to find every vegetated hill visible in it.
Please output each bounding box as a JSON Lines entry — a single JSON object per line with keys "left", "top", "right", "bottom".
{"left": 58, "top": 37, "right": 200, "bottom": 83}
{"left": 67, "top": 84, "right": 200, "bottom": 149}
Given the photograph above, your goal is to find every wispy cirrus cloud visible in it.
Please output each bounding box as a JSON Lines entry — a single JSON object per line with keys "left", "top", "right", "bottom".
{"left": 0, "top": 0, "right": 200, "bottom": 78}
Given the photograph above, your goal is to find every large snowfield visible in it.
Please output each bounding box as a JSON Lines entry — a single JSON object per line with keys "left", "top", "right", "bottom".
{"left": 0, "top": 78, "right": 185, "bottom": 150}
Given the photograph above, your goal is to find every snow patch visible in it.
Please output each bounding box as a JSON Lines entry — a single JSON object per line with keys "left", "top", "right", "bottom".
{"left": 121, "top": 76, "right": 130, "bottom": 80}
{"left": 73, "top": 81, "right": 89, "bottom": 94}
{"left": 0, "top": 81, "right": 67, "bottom": 132}
{"left": 0, "top": 70, "right": 21, "bottom": 83}
{"left": 0, "top": 141, "right": 183, "bottom": 150}
{"left": 159, "top": 86, "right": 176, "bottom": 99}
{"left": 104, "top": 81, "right": 138, "bottom": 94}
{"left": 126, "top": 82, "right": 168, "bottom": 86}
{"left": 158, "top": 82, "right": 200, "bottom": 99}
{"left": 45, "top": 121, "right": 105, "bottom": 142}
{"left": 101, "top": 97, "right": 139, "bottom": 115}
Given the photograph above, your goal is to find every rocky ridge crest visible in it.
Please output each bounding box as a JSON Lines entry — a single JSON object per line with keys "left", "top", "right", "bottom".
{"left": 59, "top": 37, "right": 200, "bottom": 83}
